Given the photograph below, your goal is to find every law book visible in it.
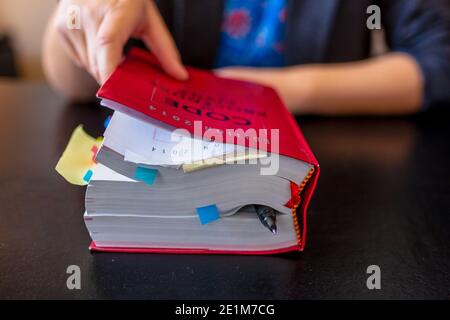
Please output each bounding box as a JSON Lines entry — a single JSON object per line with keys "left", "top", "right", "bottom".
{"left": 87, "top": 48, "right": 320, "bottom": 254}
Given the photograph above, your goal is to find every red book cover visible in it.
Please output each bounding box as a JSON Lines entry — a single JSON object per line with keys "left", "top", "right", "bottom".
{"left": 94, "top": 48, "right": 320, "bottom": 254}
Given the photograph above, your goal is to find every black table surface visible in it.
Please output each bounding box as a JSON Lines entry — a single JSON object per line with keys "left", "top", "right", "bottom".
{"left": 0, "top": 80, "right": 449, "bottom": 299}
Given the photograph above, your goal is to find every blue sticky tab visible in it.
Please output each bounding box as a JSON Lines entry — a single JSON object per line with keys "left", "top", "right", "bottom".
{"left": 196, "top": 205, "right": 220, "bottom": 225}
{"left": 83, "top": 169, "right": 93, "bottom": 183}
{"left": 135, "top": 167, "right": 158, "bottom": 186}
{"left": 104, "top": 115, "right": 111, "bottom": 129}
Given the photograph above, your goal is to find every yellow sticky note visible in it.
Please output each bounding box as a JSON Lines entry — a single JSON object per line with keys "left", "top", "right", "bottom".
{"left": 55, "top": 125, "right": 100, "bottom": 186}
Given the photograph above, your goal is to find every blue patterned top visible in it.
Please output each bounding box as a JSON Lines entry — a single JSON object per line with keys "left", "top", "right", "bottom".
{"left": 215, "top": 0, "right": 286, "bottom": 68}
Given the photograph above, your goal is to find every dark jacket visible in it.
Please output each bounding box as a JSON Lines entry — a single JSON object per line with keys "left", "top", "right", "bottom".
{"left": 156, "top": 0, "right": 450, "bottom": 110}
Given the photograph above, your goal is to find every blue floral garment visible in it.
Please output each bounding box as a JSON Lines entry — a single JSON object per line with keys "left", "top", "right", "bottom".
{"left": 215, "top": 0, "right": 286, "bottom": 68}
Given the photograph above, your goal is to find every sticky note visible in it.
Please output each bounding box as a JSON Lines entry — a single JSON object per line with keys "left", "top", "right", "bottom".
{"left": 83, "top": 169, "right": 93, "bottom": 183}
{"left": 135, "top": 167, "right": 158, "bottom": 186}
{"left": 55, "top": 125, "right": 101, "bottom": 186}
{"left": 196, "top": 205, "right": 220, "bottom": 225}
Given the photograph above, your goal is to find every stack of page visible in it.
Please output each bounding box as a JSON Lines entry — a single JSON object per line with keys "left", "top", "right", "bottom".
{"left": 84, "top": 48, "right": 319, "bottom": 254}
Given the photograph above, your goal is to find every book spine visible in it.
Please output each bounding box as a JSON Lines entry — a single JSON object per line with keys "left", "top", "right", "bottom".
{"left": 291, "top": 167, "right": 316, "bottom": 247}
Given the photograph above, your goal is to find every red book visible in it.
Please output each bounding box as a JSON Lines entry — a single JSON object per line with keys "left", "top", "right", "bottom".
{"left": 93, "top": 48, "right": 320, "bottom": 254}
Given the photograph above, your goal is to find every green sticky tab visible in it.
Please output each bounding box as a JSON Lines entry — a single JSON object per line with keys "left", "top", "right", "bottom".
{"left": 135, "top": 167, "right": 158, "bottom": 186}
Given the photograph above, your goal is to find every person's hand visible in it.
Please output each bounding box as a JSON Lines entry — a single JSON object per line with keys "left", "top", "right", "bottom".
{"left": 53, "top": 0, "right": 188, "bottom": 84}
{"left": 215, "top": 67, "right": 317, "bottom": 112}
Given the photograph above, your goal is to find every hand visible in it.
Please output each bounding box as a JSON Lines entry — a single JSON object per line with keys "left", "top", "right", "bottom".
{"left": 215, "top": 67, "right": 316, "bottom": 113}
{"left": 53, "top": 0, "right": 188, "bottom": 84}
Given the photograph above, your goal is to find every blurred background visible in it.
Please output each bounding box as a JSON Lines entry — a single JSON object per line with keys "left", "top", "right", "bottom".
{"left": 0, "top": 0, "right": 55, "bottom": 79}
{"left": 0, "top": 1, "right": 388, "bottom": 81}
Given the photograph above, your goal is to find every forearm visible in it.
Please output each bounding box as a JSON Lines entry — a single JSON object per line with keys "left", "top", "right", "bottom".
{"left": 287, "top": 53, "right": 424, "bottom": 115}
{"left": 42, "top": 11, "right": 98, "bottom": 102}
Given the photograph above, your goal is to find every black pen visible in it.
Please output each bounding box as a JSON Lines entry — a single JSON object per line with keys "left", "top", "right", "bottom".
{"left": 254, "top": 205, "right": 277, "bottom": 234}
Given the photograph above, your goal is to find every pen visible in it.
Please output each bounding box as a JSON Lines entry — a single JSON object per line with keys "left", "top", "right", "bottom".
{"left": 254, "top": 205, "right": 277, "bottom": 234}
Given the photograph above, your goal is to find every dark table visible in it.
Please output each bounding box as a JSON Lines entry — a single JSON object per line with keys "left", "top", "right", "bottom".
{"left": 0, "top": 80, "right": 449, "bottom": 299}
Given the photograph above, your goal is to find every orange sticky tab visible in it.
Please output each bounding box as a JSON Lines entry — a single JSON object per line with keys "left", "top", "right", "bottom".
{"left": 91, "top": 145, "right": 99, "bottom": 164}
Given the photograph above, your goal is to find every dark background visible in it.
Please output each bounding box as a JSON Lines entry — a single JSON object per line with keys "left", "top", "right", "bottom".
{"left": 0, "top": 81, "right": 449, "bottom": 299}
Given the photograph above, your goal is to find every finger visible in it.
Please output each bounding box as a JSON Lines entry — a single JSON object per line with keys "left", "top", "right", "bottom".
{"left": 84, "top": 14, "right": 104, "bottom": 83}
{"left": 53, "top": 7, "right": 84, "bottom": 69}
{"left": 96, "top": 6, "right": 142, "bottom": 83}
{"left": 142, "top": 1, "right": 188, "bottom": 81}
{"left": 85, "top": 32, "right": 101, "bottom": 83}
{"left": 215, "top": 68, "right": 279, "bottom": 90}
{"left": 52, "top": 5, "right": 85, "bottom": 68}
{"left": 64, "top": 29, "right": 89, "bottom": 69}
{"left": 214, "top": 67, "right": 260, "bottom": 81}
{"left": 58, "top": 30, "right": 84, "bottom": 68}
